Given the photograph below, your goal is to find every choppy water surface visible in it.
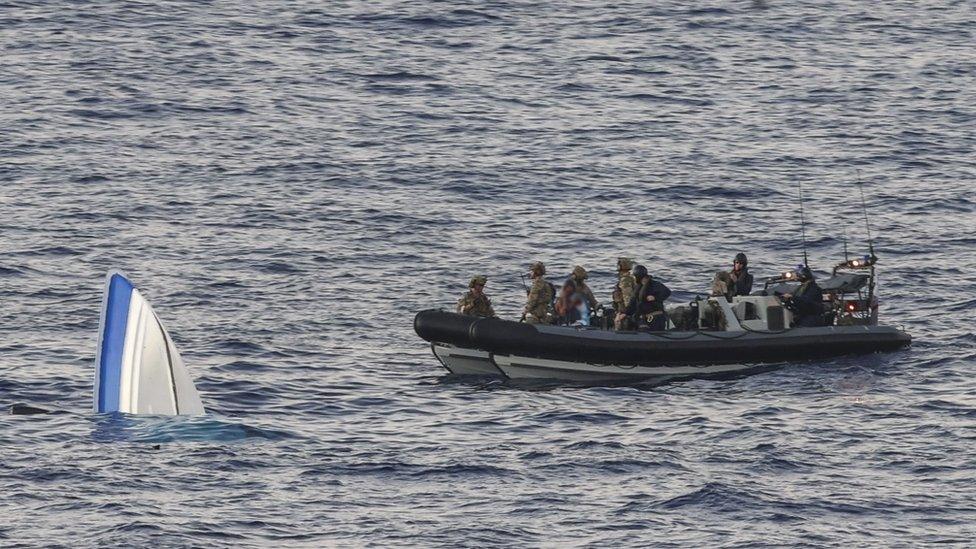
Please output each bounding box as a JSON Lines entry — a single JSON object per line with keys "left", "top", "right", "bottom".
{"left": 2, "top": 1, "right": 975, "bottom": 546}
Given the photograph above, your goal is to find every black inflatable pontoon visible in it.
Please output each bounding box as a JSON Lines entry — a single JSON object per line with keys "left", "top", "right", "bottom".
{"left": 414, "top": 309, "right": 911, "bottom": 381}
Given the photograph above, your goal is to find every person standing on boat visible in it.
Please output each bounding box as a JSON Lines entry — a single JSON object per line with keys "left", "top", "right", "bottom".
{"left": 781, "top": 266, "right": 825, "bottom": 327}
{"left": 623, "top": 265, "right": 672, "bottom": 331}
{"left": 569, "top": 265, "right": 599, "bottom": 311}
{"left": 523, "top": 261, "right": 554, "bottom": 324}
{"left": 612, "top": 257, "right": 637, "bottom": 330}
{"left": 457, "top": 275, "right": 496, "bottom": 318}
{"left": 729, "top": 252, "right": 754, "bottom": 296}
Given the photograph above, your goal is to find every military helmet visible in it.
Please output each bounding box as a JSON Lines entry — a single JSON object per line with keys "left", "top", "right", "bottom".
{"left": 632, "top": 264, "right": 649, "bottom": 280}
{"left": 571, "top": 265, "right": 588, "bottom": 280}
{"left": 734, "top": 252, "right": 748, "bottom": 267}
{"left": 617, "top": 257, "right": 634, "bottom": 272}
{"left": 469, "top": 275, "right": 488, "bottom": 288}
{"left": 529, "top": 261, "right": 546, "bottom": 275}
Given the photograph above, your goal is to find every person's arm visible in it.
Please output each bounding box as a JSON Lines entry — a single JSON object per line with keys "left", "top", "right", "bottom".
{"left": 791, "top": 286, "right": 821, "bottom": 314}
{"left": 739, "top": 273, "right": 753, "bottom": 295}
{"left": 583, "top": 286, "right": 598, "bottom": 309}
{"left": 647, "top": 281, "right": 671, "bottom": 302}
{"left": 656, "top": 281, "right": 672, "bottom": 302}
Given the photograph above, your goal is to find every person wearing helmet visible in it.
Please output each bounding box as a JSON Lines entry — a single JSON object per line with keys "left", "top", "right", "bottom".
{"left": 729, "top": 252, "right": 754, "bottom": 296}
{"left": 523, "top": 261, "right": 554, "bottom": 324}
{"left": 620, "top": 264, "right": 672, "bottom": 331}
{"left": 781, "top": 265, "right": 825, "bottom": 327}
{"left": 612, "top": 257, "right": 637, "bottom": 330}
{"left": 456, "top": 275, "right": 496, "bottom": 318}
{"left": 569, "top": 265, "right": 599, "bottom": 311}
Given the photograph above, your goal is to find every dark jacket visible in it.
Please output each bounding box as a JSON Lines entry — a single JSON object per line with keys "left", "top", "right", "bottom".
{"left": 625, "top": 277, "right": 672, "bottom": 317}
{"left": 729, "top": 268, "right": 754, "bottom": 296}
{"left": 790, "top": 280, "right": 825, "bottom": 326}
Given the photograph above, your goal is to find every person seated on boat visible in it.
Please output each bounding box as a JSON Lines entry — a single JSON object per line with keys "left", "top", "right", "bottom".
{"left": 456, "top": 275, "right": 496, "bottom": 318}
{"left": 729, "top": 252, "right": 754, "bottom": 296}
{"left": 569, "top": 265, "right": 599, "bottom": 311}
{"left": 554, "top": 278, "right": 591, "bottom": 326}
{"left": 710, "top": 271, "right": 734, "bottom": 302}
{"left": 781, "top": 265, "right": 826, "bottom": 327}
{"left": 612, "top": 257, "right": 637, "bottom": 330}
{"left": 523, "top": 261, "right": 555, "bottom": 324}
{"left": 620, "top": 265, "right": 672, "bottom": 331}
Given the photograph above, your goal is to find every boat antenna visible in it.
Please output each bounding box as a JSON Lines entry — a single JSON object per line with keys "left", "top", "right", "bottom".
{"left": 797, "top": 180, "right": 809, "bottom": 267}
{"left": 856, "top": 170, "right": 875, "bottom": 257}
{"left": 843, "top": 227, "right": 849, "bottom": 262}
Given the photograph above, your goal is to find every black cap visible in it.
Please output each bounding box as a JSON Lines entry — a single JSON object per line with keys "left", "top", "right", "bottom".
{"left": 632, "top": 264, "right": 649, "bottom": 280}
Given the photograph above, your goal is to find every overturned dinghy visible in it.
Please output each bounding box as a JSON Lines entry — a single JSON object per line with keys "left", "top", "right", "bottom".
{"left": 93, "top": 272, "right": 205, "bottom": 415}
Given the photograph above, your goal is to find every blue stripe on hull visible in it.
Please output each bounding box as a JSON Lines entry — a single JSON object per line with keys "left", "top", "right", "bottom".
{"left": 97, "top": 274, "right": 133, "bottom": 413}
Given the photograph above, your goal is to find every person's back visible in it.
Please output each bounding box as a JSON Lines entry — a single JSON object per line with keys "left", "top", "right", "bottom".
{"left": 729, "top": 252, "right": 754, "bottom": 296}
{"left": 570, "top": 265, "right": 599, "bottom": 311}
{"left": 612, "top": 258, "right": 637, "bottom": 330}
{"left": 711, "top": 271, "right": 734, "bottom": 302}
{"left": 782, "top": 266, "right": 825, "bottom": 327}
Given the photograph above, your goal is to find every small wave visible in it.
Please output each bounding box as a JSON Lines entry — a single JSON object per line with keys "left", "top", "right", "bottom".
{"left": 90, "top": 414, "right": 299, "bottom": 443}
{"left": 619, "top": 93, "right": 714, "bottom": 106}
{"left": 360, "top": 71, "right": 439, "bottom": 82}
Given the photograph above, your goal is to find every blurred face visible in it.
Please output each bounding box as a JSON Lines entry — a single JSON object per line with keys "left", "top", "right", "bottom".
{"left": 472, "top": 283, "right": 485, "bottom": 295}
{"left": 733, "top": 260, "right": 743, "bottom": 271}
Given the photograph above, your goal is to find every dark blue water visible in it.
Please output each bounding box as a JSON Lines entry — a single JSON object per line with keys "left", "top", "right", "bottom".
{"left": 2, "top": 1, "right": 975, "bottom": 546}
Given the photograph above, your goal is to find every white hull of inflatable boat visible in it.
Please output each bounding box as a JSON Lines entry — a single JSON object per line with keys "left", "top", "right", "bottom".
{"left": 431, "top": 343, "right": 771, "bottom": 382}
{"left": 490, "top": 353, "right": 771, "bottom": 382}
{"left": 431, "top": 343, "right": 503, "bottom": 376}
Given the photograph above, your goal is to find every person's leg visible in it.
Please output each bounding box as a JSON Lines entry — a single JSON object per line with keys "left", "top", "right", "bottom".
{"left": 648, "top": 314, "right": 667, "bottom": 331}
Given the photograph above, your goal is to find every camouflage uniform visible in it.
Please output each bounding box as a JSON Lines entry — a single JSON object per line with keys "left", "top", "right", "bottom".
{"left": 570, "top": 265, "right": 599, "bottom": 310}
{"left": 612, "top": 258, "right": 636, "bottom": 330}
{"left": 457, "top": 276, "right": 496, "bottom": 317}
{"left": 711, "top": 271, "right": 733, "bottom": 302}
{"left": 524, "top": 262, "right": 554, "bottom": 324}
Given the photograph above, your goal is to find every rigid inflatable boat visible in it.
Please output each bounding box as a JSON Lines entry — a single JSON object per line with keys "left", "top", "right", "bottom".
{"left": 415, "top": 255, "right": 911, "bottom": 383}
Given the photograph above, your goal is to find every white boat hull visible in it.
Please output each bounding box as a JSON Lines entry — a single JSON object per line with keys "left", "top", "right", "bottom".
{"left": 490, "top": 353, "right": 773, "bottom": 382}
{"left": 430, "top": 343, "right": 773, "bottom": 382}
{"left": 431, "top": 343, "right": 503, "bottom": 376}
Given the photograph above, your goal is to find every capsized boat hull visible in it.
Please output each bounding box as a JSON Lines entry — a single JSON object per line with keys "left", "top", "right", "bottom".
{"left": 414, "top": 310, "right": 911, "bottom": 381}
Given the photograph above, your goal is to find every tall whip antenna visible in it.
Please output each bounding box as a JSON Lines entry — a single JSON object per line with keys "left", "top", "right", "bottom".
{"left": 797, "top": 180, "right": 809, "bottom": 267}
{"left": 856, "top": 170, "right": 874, "bottom": 256}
